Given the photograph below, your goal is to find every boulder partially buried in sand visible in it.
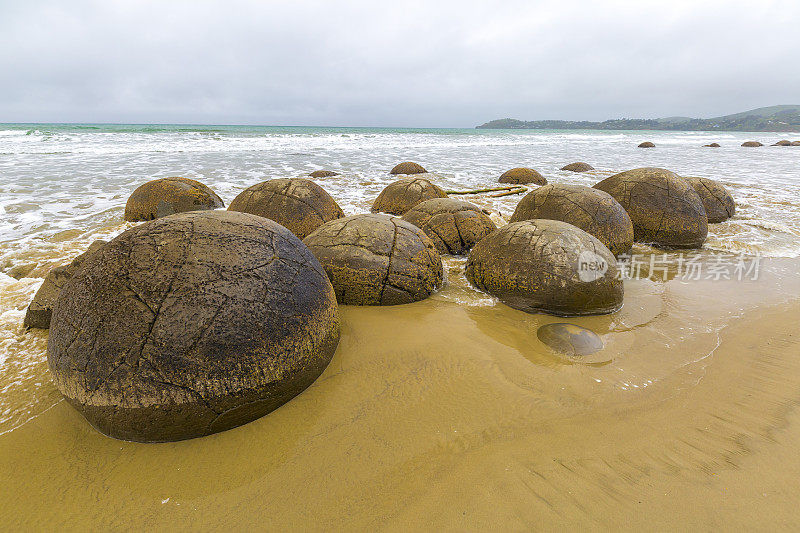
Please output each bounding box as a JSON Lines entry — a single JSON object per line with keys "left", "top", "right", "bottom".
{"left": 638, "top": 142, "right": 655, "bottom": 148}
{"left": 308, "top": 170, "right": 339, "bottom": 178}
{"left": 24, "top": 240, "right": 107, "bottom": 329}
{"left": 371, "top": 177, "right": 448, "bottom": 215}
{"left": 401, "top": 198, "right": 497, "bottom": 255}
{"left": 228, "top": 178, "right": 344, "bottom": 239}
{"left": 47, "top": 210, "right": 340, "bottom": 442}
{"left": 498, "top": 168, "right": 547, "bottom": 185}
{"left": 510, "top": 184, "right": 633, "bottom": 255}
{"left": 465, "top": 220, "right": 623, "bottom": 316}
{"left": 390, "top": 162, "right": 427, "bottom": 175}
{"left": 303, "top": 214, "right": 443, "bottom": 305}
{"left": 684, "top": 176, "right": 735, "bottom": 223}
{"left": 593, "top": 167, "right": 708, "bottom": 248}
{"left": 742, "top": 141, "right": 763, "bottom": 147}
{"left": 124, "top": 177, "right": 224, "bottom": 222}
{"left": 560, "top": 162, "right": 594, "bottom": 172}
{"left": 537, "top": 323, "right": 604, "bottom": 357}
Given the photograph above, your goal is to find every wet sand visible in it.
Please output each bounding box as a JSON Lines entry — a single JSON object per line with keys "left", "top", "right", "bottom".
{"left": 2, "top": 257, "right": 800, "bottom": 530}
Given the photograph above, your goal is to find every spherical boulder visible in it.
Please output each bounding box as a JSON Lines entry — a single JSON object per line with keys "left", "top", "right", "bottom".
{"left": 773, "top": 140, "right": 792, "bottom": 146}
{"left": 684, "top": 176, "right": 735, "bottom": 223}
{"left": 303, "top": 214, "right": 443, "bottom": 305}
{"left": 371, "top": 177, "right": 448, "bottom": 215}
{"left": 465, "top": 220, "right": 623, "bottom": 316}
{"left": 560, "top": 162, "right": 594, "bottom": 172}
{"left": 47, "top": 210, "right": 340, "bottom": 442}
{"left": 308, "top": 170, "right": 339, "bottom": 178}
{"left": 537, "top": 323, "right": 604, "bottom": 357}
{"left": 704, "top": 143, "right": 721, "bottom": 148}
{"left": 510, "top": 184, "right": 633, "bottom": 255}
{"left": 401, "top": 198, "right": 497, "bottom": 255}
{"left": 593, "top": 167, "right": 708, "bottom": 248}
{"left": 228, "top": 178, "right": 344, "bottom": 239}
{"left": 124, "top": 177, "right": 224, "bottom": 222}
{"left": 498, "top": 167, "right": 547, "bottom": 185}
{"left": 638, "top": 142, "right": 655, "bottom": 148}
{"left": 390, "top": 162, "right": 427, "bottom": 175}
{"left": 742, "top": 141, "right": 763, "bottom": 147}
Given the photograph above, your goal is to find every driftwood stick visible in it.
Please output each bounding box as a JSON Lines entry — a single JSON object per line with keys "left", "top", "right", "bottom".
{"left": 445, "top": 185, "right": 519, "bottom": 195}
{"left": 489, "top": 187, "right": 528, "bottom": 198}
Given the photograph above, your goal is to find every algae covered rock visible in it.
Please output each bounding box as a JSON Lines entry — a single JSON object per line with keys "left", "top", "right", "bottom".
{"left": 228, "top": 178, "right": 344, "bottom": 239}
{"left": 465, "top": 220, "right": 623, "bottom": 316}
{"left": 401, "top": 198, "right": 497, "bottom": 255}
{"left": 593, "top": 167, "right": 708, "bottom": 248}
{"left": 742, "top": 141, "right": 763, "bottom": 147}
{"left": 560, "top": 162, "right": 594, "bottom": 172}
{"left": 684, "top": 176, "right": 735, "bottom": 223}
{"left": 303, "top": 214, "right": 443, "bottom": 305}
{"left": 510, "top": 184, "right": 633, "bottom": 255}
{"left": 638, "top": 142, "right": 655, "bottom": 148}
{"left": 371, "top": 177, "right": 448, "bottom": 215}
{"left": 498, "top": 167, "right": 547, "bottom": 185}
{"left": 537, "top": 323, "right": 604, "bottom": 356}
{"left": 24, "top": 240, "right": 107, "bottom": 329}
{"left": 47, "top": 210, "right": 340, "bottom": 442}
{"left": 390, "top": 162, "right": 427, "bottom": 175}
{"left": 124, "top": 177, "right": 224, "bottom": 222}
{"left": 308, "top": 170, "right": 339, "bottom": 178}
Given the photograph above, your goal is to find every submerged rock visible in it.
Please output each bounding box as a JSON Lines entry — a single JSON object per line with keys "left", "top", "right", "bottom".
{"left": 741, "top": 141, "right": 763, "bottom": 147}
{"left": 24, "top": 240, "right": 107, "bottom": 329}
{"left": 684, "top": 176, "right": 735, "bottom": 223}
{"left": 510, "top": 184, "right": 633, "bottom": 255}
{"left": 638, "top": 142, "right": 655, "bottom": 148}
{"left": 371, "top": 177, "right": 448, "bottom": 215}
{"left": 560, "top": 162, "right": 594, "bottom": 172}
{"left": 594, "top": 167, "right": 708, "bottom": 248}
{"left": 401, "top": 198, "right": 497, "bottom": 255}
{"left": 704, "top": 143, "right": 721, "bottom": 147}
{"left": 773, "top": 140, "right": 792, "bottom": 146}
{"left": 308, "top": 170, "right": 339, "bottom": 178}
{"left": 465, "top": 220, "right": 623, "bottom": 316}
{"left": 47, "top": 211, "right": 340, "bottom": 442}
{"left": 537, "top": 323, "right": 604, "bottom": 356}
{"left": 228, "top": 178, "right": 344, "bottom": 239}
{"left": 498, "top": 167, "right": 547, "bottom": 185}
{"left": 303, "top": 214, "right": 443, "bottom": 305}
{"left": 124, "top": 177, "right": 224, "bottom": 222}
{"left": 390, "top": 162, "right": 427, "bottom": 175}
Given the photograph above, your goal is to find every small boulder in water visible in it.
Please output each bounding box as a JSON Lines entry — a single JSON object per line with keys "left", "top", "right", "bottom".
{"left": 308, "top": 170, "right": 339, "bottom": 178}
{"left": 742, "top": 141, "right": 763, "bottom": 147}
{"left": 560, "top": 162, "right": 594, "bottom": 172}
{"left": 792, "top": 141, "right": 800, "bottom": 146}
{"left": 124, "top": 177, "right": 224, "bottom": 222}
{"left": 773, "top": 140, "right": 792, "bottom": 146}
{"left": 498, "top": 167, "right": 547, "bottom": 185}
{"left": 390, "top": 162, "right": 427, "bottom": 175}
{"left": 638, "top": 142, "right": 655, "bottom": 148}
{"left": 537, "top": 323, "right": 603, "bottom": 356}
{"left": 704, "top": 143, "right": 721, "bottom": 147}
{"left": 371, "top": 177, "right": 447, "bottom": 215}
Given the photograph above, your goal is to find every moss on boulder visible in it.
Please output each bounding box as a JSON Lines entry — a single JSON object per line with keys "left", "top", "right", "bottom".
{"left": 390, "top": 162, "right": 427, "bottom": 175}
{"left": 401, "top": 198, "right": 497, "bottom": 255}
{"left": 684, "top": 176, "right": 735, "bottom": 223}
{"left": 124, "top": 177, "right": 224, "bottom": 222}
{"left": 371, "top": 177, "right": 447, "bottom": 215}
{"left": 498, "top": 168, "right": 547, "bottom": 185}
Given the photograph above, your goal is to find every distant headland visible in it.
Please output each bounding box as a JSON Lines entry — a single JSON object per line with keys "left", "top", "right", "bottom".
{"left": 477, "top": 105, "right": 800, "bottom": 132}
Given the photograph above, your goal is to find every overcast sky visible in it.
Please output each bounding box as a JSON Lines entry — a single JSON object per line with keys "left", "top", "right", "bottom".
{"left": 1, "top": 0, "right": 798, "bottom": 127}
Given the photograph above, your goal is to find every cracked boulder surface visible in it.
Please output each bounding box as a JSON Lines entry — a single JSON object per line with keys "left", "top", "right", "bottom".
{"left": 371, "top": 177, "right": 448, "bottom": 216}
{"left": 228, "top": 178, "right": 345, "bottom": 239}
{"left": 593, "top": 167, "right": 708, "bottom": 248}
{"left": 638, "top": 142, "right": 655, "bottom": 148}
{"left": 389, "top": 161, "right": 427, "bottom": 175}
{"left": 47, "top": 210, "right": 340, "bottom": 442}
{"left": 308, "top": 170, "right": 339, "bottom": 178}
{"left": 742, "top": 141, "right": 763, "bottom": 147}
{"left": 498, "top": 168, "right": 547, "bottom": 185}
{"left": 303, "top": 214, "right": 443, "bottom": 306}
{"left": 124, "top": 177, "right": 224, "bottom": 222}
{"left": 24, "top": 240, "right": 107, "bottom": 329}
{"left": 401, "top": 198, "right": 497, "bottom": 255}
{"left": 510, "top": 184, "right": 633, "bottom": 256}
{"left": 465, "top": 220, "right": 623, "bottom": 316}
{"left": 683, "top": 176, "right": 735, "bottom": 223}
{"left": 560, "top": 162, "right": 594, "bottom": 172}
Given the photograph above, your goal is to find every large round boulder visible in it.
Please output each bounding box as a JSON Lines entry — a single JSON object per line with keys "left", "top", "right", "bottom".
{"left": 465, "top": 220, "right": 623, "bottom": 316}
{"left": 228, "top": 178, "right": 344, "bottom": 239}
{"left": 498, "top": 167, "right": 547, "bottom": 185}
{"left": 684, "top": 176, "right": 735, "bottom": 223}
{"left": 371, "top": 177, "right": 448, "bottom": 215}
{"left": 742, "top": 141, "right": 763, "bottom": 147}
{"left": 401, "top": 198, "right": 497, "bottom": 255}
{"left": 560, "top": 162, "right": 594, "bottom": 172}
{"left": 124, "top": 177, "right": 224, "bottom": 222}
{"left": 510, "top": 184, "right": 633, "bottom": 255}
{"left": 593, "top": 167, "right": 708, "bottom": 248}
{"left": 303, "top": 214, "right": 443, "bottom": 305}
{"left": 390, "top": 162, "right": 427, "bottom": 175}
{"left": 47, "top": 210, "right": 340, "bottom": 442}
{"left": 638, "top": 142, "right": 655, "bottom": 148}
